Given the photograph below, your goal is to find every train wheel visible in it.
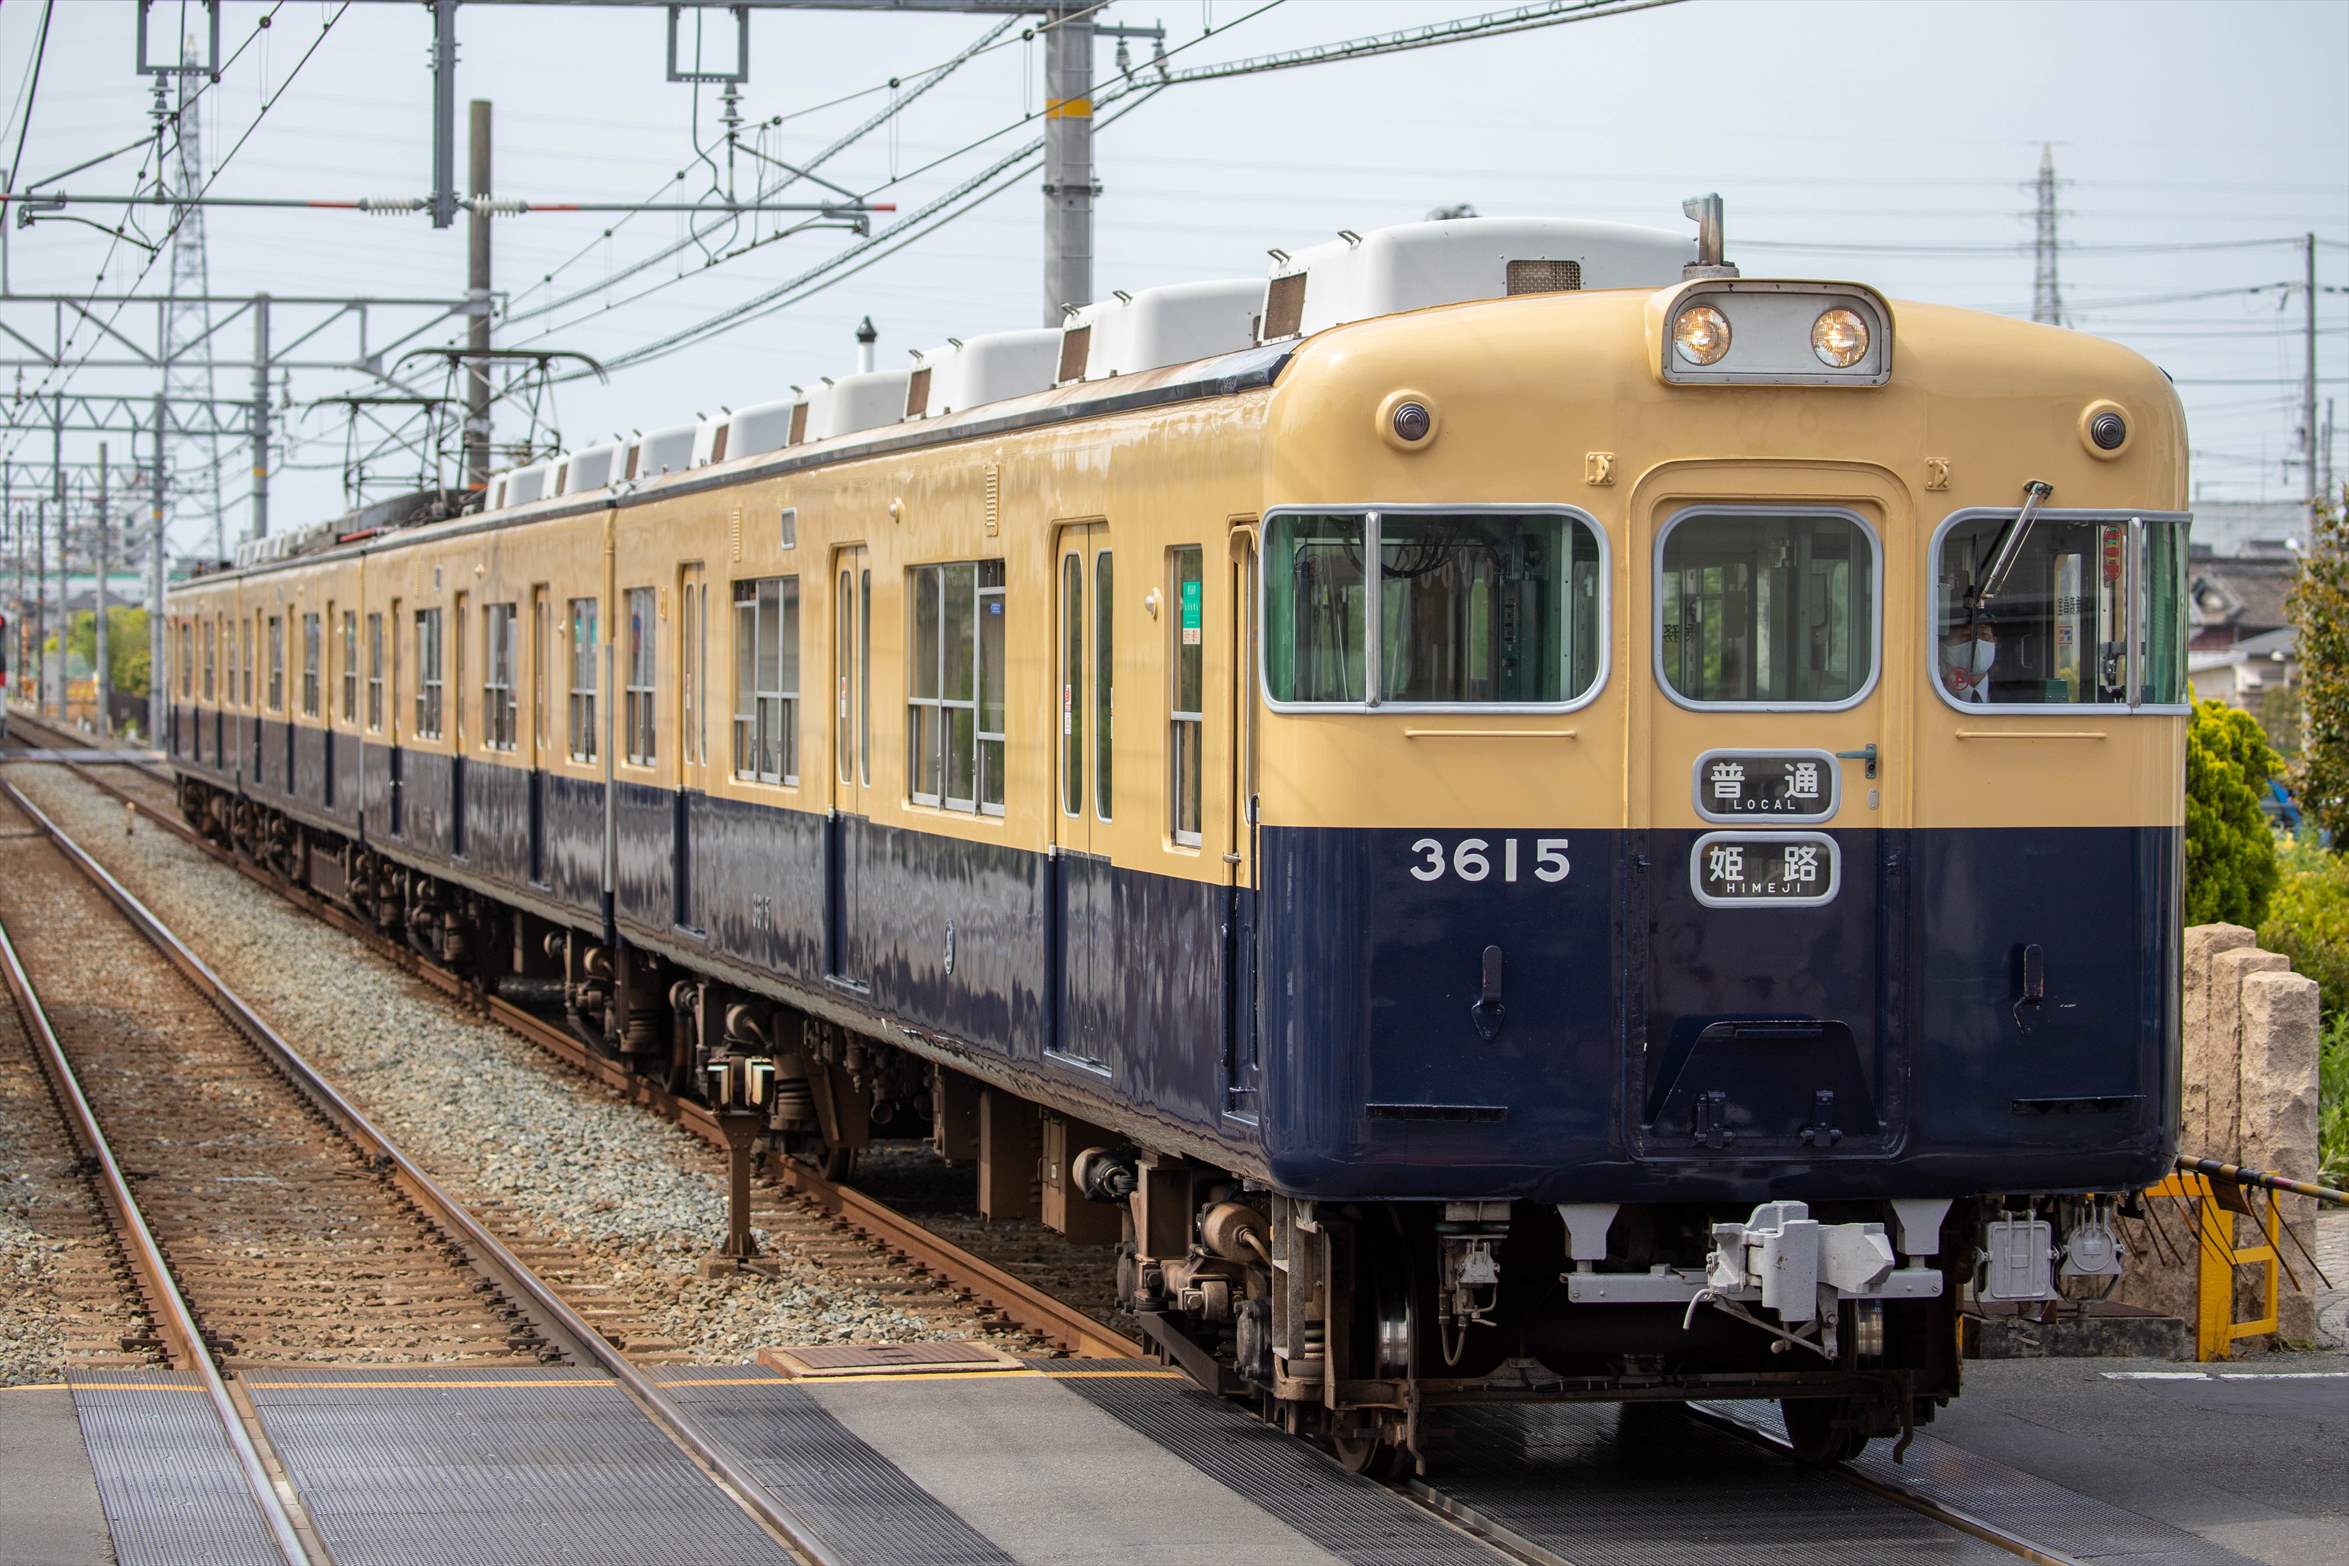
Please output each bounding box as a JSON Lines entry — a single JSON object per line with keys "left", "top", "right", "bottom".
{"left": 780, "top": 1126, "right": 856, "bottom": 1182}
{"left": 1778, "top": 1396, "right": 1869, "bottom": 1466}
{"left": 1328, "top": 1423, "right": 1404, "bottom": 1479}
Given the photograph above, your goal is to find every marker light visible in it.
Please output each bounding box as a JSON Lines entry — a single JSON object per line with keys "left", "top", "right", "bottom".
{"left": 1812, "top": 307, "right": 1869, "bottom": 368}
{"left": 1673, "top": 305, "right": 1731, "bottom": 366}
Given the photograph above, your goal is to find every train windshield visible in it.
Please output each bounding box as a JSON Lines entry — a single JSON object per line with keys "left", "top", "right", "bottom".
{"left": 1657, "top": 511, "right": 1876, "bottom": 708}
{"left": 1264, "top": 509, "right": 1602, "bottom": 707}
{"left": 1934, "top": 514, "right": 2187, "bottom": 709}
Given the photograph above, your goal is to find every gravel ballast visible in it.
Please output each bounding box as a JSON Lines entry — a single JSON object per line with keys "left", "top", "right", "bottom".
{"left": 6, "top": 764, "right": 993, "bottom": 1361}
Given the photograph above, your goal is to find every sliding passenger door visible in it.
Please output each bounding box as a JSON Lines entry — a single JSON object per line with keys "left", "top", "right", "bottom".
{"left": 1050, "top": 523, "right": 1112, "bottom": 1072}
{"left": 826, "top": 546, "right": 871, "bottom": 987}
{"left": 676, "top": 562, "right": 708, "bottom": 931}
{"left": 1638, "top": 494, "right": 1904, "bottom": 1164}
{"left": 1223, "top": 526, "right": 1261, "bottom": 1113}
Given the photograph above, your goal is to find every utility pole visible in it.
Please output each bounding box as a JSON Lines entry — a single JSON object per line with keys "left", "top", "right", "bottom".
{"left": 30, "top": 500, "right": 43, "bottom": 718}
{"left": 149, "top": 398, "right": 167, "bottom": 745}
{"left": 1041, "top": 10, "right": 1095, "bottom": 326}
{"left": 251, "top": 292, "right": 272, "bottom": 540}
{"left": 2305, "top": 232, "right": 2320, "bottom": 526}
{"left": 159, "top": 55, "right": 228, "bottom": 565}
{"left": 465, "top": 99, "right": 494, "bottom": 491}
{"left": 2031, "top": 143, "right": 2064, "bottom": 327}
{"left": 49, "top": 405, "right": 65, "bottom": 717}
{"left": 95, "top": 444, "right": 111, "bottom": 736}
{"left": 2325, "top": 397, "right": 2337, "bottom": 510}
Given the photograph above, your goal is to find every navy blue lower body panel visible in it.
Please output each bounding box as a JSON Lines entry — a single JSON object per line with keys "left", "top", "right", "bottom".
{"left": 178, "top": 741, "right": 2180, "bottom": 1212}
{"left": 1253, "top": 823, "right": 2179, "bottom": 1205}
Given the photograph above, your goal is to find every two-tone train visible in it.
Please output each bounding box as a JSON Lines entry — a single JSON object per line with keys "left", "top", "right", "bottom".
{"left": 165, "top": 203, "right": 2187, "bottom": 1472}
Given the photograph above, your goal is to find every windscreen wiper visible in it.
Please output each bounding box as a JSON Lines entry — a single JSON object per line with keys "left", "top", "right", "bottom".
{"left": 1969, "top": 479, "right": 2054, "bottom": 617}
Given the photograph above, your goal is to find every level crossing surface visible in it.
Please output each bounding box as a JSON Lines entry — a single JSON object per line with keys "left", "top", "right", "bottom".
{"left": 9, "top": 1351, "right": 2345, "bottom": 1566}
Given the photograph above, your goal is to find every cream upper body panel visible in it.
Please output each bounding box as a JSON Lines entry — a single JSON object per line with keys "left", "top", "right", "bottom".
{"left": 1256, "top": 288, "right": 2188, "bottom": 833}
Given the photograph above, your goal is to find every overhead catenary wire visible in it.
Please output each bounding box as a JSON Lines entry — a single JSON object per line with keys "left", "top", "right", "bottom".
{"left": 567, "top": 0, "right": 1685, "bottom": 376}
{"left": 501, "top": 13, "right": 1025, "bottom": 331}
{"left": 2, "top": 2, "right": 348, "bottom": 502}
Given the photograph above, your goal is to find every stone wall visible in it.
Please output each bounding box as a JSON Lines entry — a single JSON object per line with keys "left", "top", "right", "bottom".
{"left": 2116, "top": 925, "right": 2321, "bottom": 1346}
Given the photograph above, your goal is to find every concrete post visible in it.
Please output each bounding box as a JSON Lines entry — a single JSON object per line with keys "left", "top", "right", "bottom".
{"left": 149, "top": 397, "right": 168, "bottom": 745}
{"left": 95, "top": 443, "right": 110, "bottom": 735}
{"left": 464, "top": 99, "right": 493, "bottom": 493}
{"left": 250, "top": 292, "right": 271, "bottom": 539}
{"left": 1041, "top": 14, "right": 1094, "bottom": 327}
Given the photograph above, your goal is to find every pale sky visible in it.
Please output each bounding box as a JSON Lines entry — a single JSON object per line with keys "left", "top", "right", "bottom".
{"left": 3, "top": 0, "right": 2344, "bottom": 560}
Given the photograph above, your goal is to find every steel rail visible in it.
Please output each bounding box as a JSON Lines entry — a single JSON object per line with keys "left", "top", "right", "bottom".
{"left": 1683, "top": 1404, "right": 2087, "bottom": 1566}
{"left": 0, "top": 904, "right": 312, "bottom": 1566}
{"left": 12, "top": 737, "right": 1147, "bottom": 1360}
{"left": 0, "top": 777, "right": 850, "bottom": 1566}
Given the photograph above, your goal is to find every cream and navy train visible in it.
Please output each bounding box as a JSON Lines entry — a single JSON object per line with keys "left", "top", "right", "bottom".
{"left": 166, "top": 205, "right": 2187, "bottom": 1471}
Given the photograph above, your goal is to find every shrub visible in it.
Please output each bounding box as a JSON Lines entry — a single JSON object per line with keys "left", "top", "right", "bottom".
{"left": 2186, "top": 698, "right": 2281, "bottom": 927}
{"left": 2322, "top": 1013, "right": 2349, "bottom": 1188}
{"left": 2261, "top": 832, "right": 2349, "bottom": 1016}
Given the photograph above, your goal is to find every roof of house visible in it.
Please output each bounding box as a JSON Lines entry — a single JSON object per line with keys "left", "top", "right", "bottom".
{"left": 2190, "top": 554, "right": 2297, "bottom": 636}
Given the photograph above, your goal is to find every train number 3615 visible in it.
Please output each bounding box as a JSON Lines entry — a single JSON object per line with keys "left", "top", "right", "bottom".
{"left": 1408, "top": 836, "right": 1570, "bottom": 883}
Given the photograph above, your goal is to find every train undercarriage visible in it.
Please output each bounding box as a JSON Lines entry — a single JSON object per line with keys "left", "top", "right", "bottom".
{"left": 187, "top": 776, "right": 2128, "bottom": 1475}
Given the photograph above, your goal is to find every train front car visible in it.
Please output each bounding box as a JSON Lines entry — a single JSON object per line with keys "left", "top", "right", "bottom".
{"left": 1230, "top": 231, "right": 2186, "bottom": 1470}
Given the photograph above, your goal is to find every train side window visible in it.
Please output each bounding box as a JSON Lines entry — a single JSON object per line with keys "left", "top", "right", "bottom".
{"left": 483, "top": 602, "right": 518, "bottom": 750}
{"left": 180, "top": 622, "right": 194, "bottom": 700}
{"left": 1095, "top": 552, "right": 1114, "bottom": 822}
{"left": 1265, "top": 508, "right": 1605, "bottom": 709}
{"left": 366, "top": 613, "right": 385, "bottom": 731}
{"left": 2138, "top": 521, "right": 2189, "bottom": 706}
{"left": 531, "top": 588, "right": 549, "bottom": 757}
{"left": 1170, "top": 545, "right": 1203, "bottom": 844}
{"left": 413, "top": 607, "right": 444, "bottom": 739}
{"left": 568, "top": 598, "right": 599, "bottom": 762}
{"left": 241, "top": 618, "right": 253, "bottom": 708}
{"left": 859, "top": 567, "right": 872, "bottom": 787}
{"left": 624, "top": 587, "right": 656, "bottom": 766}
{"left": 202, "top": 622, "right": 216, "bottom": 702}
{"left": 340, "top": 611, "right": 357, "bottom": 723}
{"left": 1658, "top": 509, "right": 1875, "bottom": 710}
{"left": 1930, "top": 511, "right": 2187, "bottom": 711}
{"left": 836, "top": 570, "right": 854, "bottom": 785}
{"left": 907, "top": 559, "right": 1000, "bottom": 813}
{"left": 979, "top": 568, "right": 1005, "bottom": 815}
{"left": 1061, "top": 553, "right": 1083, "bottom": 815}
{"left": 733, "top": 576, "right": 799, "bottom": 785}
{"left": 302, "top": 613, "right": 322, "bottom": 718}
{"left": 268, "top": 615, "right": 284, "bottom": 711}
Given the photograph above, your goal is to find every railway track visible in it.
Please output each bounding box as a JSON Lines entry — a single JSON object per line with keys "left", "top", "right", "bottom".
{"left": 3, "top": 710, "right": 1136, "bottom": 1361}
{"left": 0, "top": 767, "right": 867, "bottom": 1566}
{"left": 3, "top": 712, "right": 2103, "bottom": 1566}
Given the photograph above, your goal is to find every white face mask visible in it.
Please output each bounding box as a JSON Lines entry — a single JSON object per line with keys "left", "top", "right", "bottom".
{"left": 1944, "top": 637, "right": 1997, "bottom": 677}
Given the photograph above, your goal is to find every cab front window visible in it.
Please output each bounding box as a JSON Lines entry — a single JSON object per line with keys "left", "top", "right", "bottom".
{"left": 1264, "top": 507, "right": 1604, "bottom": 709}
{"left": 1657, "top": 509, "right": 1877, "bottom": 709}
{"left": 1932, "top": 511, "right": 2188, "bottom": 710}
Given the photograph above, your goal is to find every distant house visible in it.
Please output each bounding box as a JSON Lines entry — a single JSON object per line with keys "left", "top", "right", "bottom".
{"left": 2187, "top": 538, "right": 2298, "bottom": 723}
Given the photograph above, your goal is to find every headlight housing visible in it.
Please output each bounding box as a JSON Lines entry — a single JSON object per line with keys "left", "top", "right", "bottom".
{"left": 1812, "top": 307, "right": 1869, "bottom": 368}
{"left": 1673, "top": 304, "right": 1732, "bottom": 366}
{"left": 1655, "top": 281, "right": 1892, "bottom": 387}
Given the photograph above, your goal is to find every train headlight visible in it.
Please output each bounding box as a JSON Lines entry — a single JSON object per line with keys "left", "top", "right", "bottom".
{"left": 1673, "top": 304, "right": 1732, "bottom": 366}
{"left": 1811, "top": 307, "right": 1870, "bottom": 368}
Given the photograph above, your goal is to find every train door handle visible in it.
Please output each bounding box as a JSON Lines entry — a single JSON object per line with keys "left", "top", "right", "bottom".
{"left": 1834, "top": 743, "right": 1879, "bottom": 780}
{"left": 1470, "top": 944, "right": 1506, "bottom": 1042}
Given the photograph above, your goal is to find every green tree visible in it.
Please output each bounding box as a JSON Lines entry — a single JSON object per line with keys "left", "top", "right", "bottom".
{"left": 2288, "top": 485, "right": 2349, "bottom": 841}
{"left": 2185, "top": 696, "right": 2281, "bottom": 926}
{"left": 49, "top": 607, "right": 151, "bottom": 699}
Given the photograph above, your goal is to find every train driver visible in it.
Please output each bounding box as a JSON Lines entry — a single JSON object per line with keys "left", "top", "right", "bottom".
{"left": 1941, "top": 615, "right": 1998, "bottom": 704}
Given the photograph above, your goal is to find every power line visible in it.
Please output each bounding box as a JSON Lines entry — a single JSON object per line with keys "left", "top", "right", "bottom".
{"left": 565, "top": 0, "right": 1681, "bottom": 376}
{"left": 2, "top": 4, "right": 347, "bottom": 471}
{"left": 2, "top": 0, "right": 55, "bottom": 198}
{"left": 501, "top": 12, "right": 1023, "bottom": 331}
